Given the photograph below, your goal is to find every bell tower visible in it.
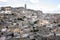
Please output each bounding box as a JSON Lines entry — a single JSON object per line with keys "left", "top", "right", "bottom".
{"left": 25, "top": 4, "right": 27, "bottom": 9}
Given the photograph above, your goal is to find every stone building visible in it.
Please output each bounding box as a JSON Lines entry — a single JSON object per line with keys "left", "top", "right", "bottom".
{"left": 0, "top": 6, "right": 12, "bottom": 14}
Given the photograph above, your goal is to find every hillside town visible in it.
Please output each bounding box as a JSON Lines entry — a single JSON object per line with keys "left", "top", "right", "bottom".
{"left": 0, "top": 4, "right": 60, "bottom": 40}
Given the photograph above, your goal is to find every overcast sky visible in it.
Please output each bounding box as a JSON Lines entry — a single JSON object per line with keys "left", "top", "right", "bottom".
{"left": 0, "top": 0, "right": 60, "bottom": 13}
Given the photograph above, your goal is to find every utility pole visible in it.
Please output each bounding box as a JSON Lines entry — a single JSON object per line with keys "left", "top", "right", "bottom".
{"left": 53, "top": 32, "right": 56, "bottom": 40}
